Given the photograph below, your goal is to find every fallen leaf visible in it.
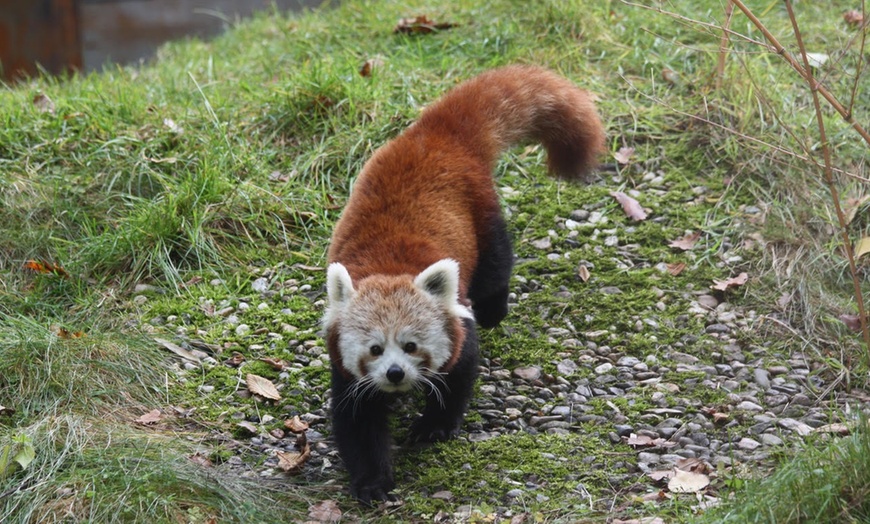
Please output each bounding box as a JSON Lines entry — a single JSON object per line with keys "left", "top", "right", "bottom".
{"left": 23, "top": 259, "right": 69, "bottom": 278}
{"left": 236, "top": 420, "right": 259, "bottom": 435}
{"left": 284, "top": 415, "right": 309, "bottom": 433}
{"left": 711, "top": 272, "right": 749, "bottom": 291}
{"left": 394, "top": 15, "right": 457, "bottom": 34}
{"left": 804, "top": 52, "right": 829, "bottom": 69}
{"left": 854, "top": 237, "right": 870, "bottom": 260}
{"left": 661, "top": 68, "right": 680, "bottom": 85}
{"left": 33, "top": 93, "right": 55, "bottom": 114}
{"left": 613, "top": 146, "right": 635, "bottom": 165}
{"left": 667, "top": 468, "right": 710, "bottom": 493}
{"left": 359, "top": 57, "right": 385, "bottom": 77}
{"left": 135, "top": 409, "right": 162, "bottom": 425}
{"left": 844, "top": 9, "right": 865, "bottom": 26}
{"left": 675, "top": 457, "right": 709, "bottom": 474}
{"left": 839, "top": 314, "right": 865, "bottom": 332}
{"left": 844, "top": 195, "right": 869, "bottom": 225}
{"left": 666, "top": 262, "right": 686, "bottom": 276}
{"left": 431, "top": 490, "right": 454, "bottom": 500}
{"left": 260, "top": 357, "right": 289, "bottom": 371}
{"left": 13, "top": 441, "right": 36, "bottom": 470}
{"left": 308, "top": 499, "right": 342, "bottom": 523}
{"left": 813, "top": 423, "right": 851, "bottom": 436}
{"left": 649, "top": 469, "right": 675, "bottom": 482}
{"left": 155, "top": 338, "right": 200, "bottom": 362}
{"left": 578, "top": 265, "right": 591, "bottom": 282}
{"left": 189, "top": 453, "right": 214, "bottom": 467}
{"left": 54, "top": 326, "right": 85, "bottom": 339}
{"left": 183, "top": 275, "right": 204, "bottom": 288}
{"left": 246, "top": 373, "right": 281, "bottom": 400}
{"left": 669, "top": 231, "right": 701, "bottom": 251}
{"left": 712, "top": 412, "right": 730, "bottom": 425}
{"left": 626, "top": 434, "right": 655, "bottom": 447}
{"left": 224, "top": 352, "right": 246, "bottom": 367}
{"left": 163, "top": 118, "right": 183, "bottom": 134}
{"left": 276, "top": 447, "right": 310, "bottom": 473}
{"left": 611, "top": 191, "right": 648, "bottom": 221}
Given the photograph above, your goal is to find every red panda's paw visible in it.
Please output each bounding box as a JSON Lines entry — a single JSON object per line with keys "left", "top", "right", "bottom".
{"left": 350, "top": 477, "right": 397, "bottom": 506}
{"left": 408, "top": 417, "right": 461, "bottom": 443}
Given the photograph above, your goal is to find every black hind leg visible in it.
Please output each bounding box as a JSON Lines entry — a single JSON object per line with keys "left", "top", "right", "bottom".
{"left": 410, "top": 319, "right": 480, "bottom": 442}
{"left": 469, "top": 215, "right": 513, "bottom": 328}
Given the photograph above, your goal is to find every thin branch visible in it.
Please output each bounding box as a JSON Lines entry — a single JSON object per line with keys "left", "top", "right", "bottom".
{"left": 619, "top": 75, "right": 869, "bottom": 184}
{"left": 716, "top": 1, "right": 735, "bottom": 90}
{"left": 847, "top": 0, "right": 868, "bottom": 115}
{"left": 730, "top": 0, "right": 870, "bottom": 147}
{"left": 785, "top": 0, "right": 870, "bottom": 359}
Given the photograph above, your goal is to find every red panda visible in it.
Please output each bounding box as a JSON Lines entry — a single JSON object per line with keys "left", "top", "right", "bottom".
{"left": 322, "top": 64, "right": 605, "bottom": 503}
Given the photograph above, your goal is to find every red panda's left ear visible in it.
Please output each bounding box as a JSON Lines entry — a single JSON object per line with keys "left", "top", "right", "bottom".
{"left": 414, "top": 259, "right": 460, "bottom": 305}
{"left": 327, "top": 263, "right": 355, "bottom": 305}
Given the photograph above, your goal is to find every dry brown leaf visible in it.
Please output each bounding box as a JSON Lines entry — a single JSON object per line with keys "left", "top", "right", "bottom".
{"left": 189, "top": 453, "right": 214, "bottom": 468}
{"left": 135, "top": 409, "right": 162, "bottom": 425}
{"left": 711, "top": 272, "right": 749, "bottom": 292}
{"left": 23, "top": 259, "right": 69, "bottom": 278}
{"left": 578, "top": 264, "right": 591, "bottom": 282}
{"left": 285, "top": 415, "right": 310, "bottom": 433}
{"left": 626, "top": 434, "right": 654, "bottom": 447}
{"left": 33, "top": 93, "right": 55, "bottom": 114}
{"left": 675, "top": 457, "right": 709, "bottom": 474}
{"left": 236, "top": 420, "right": 259, "bottom": 435}
{"left": 246, "top": 373, "right": 281, "bottom": 400}
{"left": 839, "top": 314, "right": 865, "bottom": 332}
{"left": 155, "top": 337, "right": 200, "bottom": 362}
{"left": 394, "top": 15, "right": 457, "bottom": 34}
{"left": 844, "top": 195, "right": 869, "bottom": 224}
{"left": 667, "top": 468, "right": 710, "bottom": 493}
{"left": 276, "top": 447, "right": 311, "bottom": 473}
{"left": 669, "top": 231, "right": 701, "bottom": 251}
{"left": 666, "top": 262, "right": 686, "bottom": 276}
{"left": 854, "top": 237, "right": 870, "bottom": 260}
{"left": 613, "top": 146, "right": 635, "bottom": 165}
{"left": 224, "top": 351, "right": 246, "bottom": 367}
{"left": 813, "top": 423, "right": 851, "bottom": 436}
{"left": 712, "top": 412, "right": 730, "bottom": 425}
{"left": 649, "top": 469, "right": 675, "bottom": 482}
{"left": 611, "top": 191, "right": 648, "bottom": 221}
{"left": 359, "top": 57, "right": 385, "bottom": 77}
{"left": 308, "top": 499, "right": 342, "bottom": 523}
{"left": 54, "top": 326, "right": 85, "bottom": 339}
{"left": 260, "top": 357, "right": 289, "bottom": 371}
{"left": 844, "top": 9, "right": 865, "bottom": 26}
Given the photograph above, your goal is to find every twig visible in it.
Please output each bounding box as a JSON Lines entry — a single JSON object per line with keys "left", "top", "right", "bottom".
{"left": 847, "top": 0, "right": 868, "bottom": 115}
{"left": 785, "top": 0, "right": 870, "bottom": 361}
{"left": 729, "top": 0, "right": 870, "bottom": 147}
{"left": 716, "top": 0, "right": 735, "bottom": 89}
{"left": 618, "top": 76, "right": 869, "bottom": 183}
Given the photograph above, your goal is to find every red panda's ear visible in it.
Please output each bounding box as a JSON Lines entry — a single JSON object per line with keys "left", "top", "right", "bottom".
{"left": 414, "top": 259, "right": 460, "bottom": 305}
{"left": 327, "top": 263, "right": 355, "bottom": 305}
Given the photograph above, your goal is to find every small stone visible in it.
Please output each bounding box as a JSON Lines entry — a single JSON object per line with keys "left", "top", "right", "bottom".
{"left": 570, "top": 209, "right": 590, "bottom": 221}
{"left": 594, "top": 363, "right": 613, "bottom": 375}
{"left": 235, "top": 324, "right": 251, "bottom": 336}
{"left": 697, "top": 295, "right": 719, "bottom": 309}
{"left": 506, "top": 489, "right": 524, "bottom": 498}
{"left": 754, "top": 368, "right": 771, "bottom": 390}
{"left": 735, "top": 401, "right": 764, "bottom": 412}
{"left": 557, "top": 359, "right": 578, "bottom": 375}
{"left": 599, "top": 286, "right": 622, "bottom": 295}
{"left": 760, "top": 434, "right": 783, "bottom": 446}
{"left": 531, "top": 237, "right": 552, "bottom": 250}
{"left": 513, "top": 366, "right": 542, "bottom": 381}
{"left": 431, "top": 490, "right": 454, "bottom": 501}
{"left": 251, "top": 277, "right": 270, "bottom": 293}
{"left": 737, "top": 437, "right": 761, "bottom": 451}
{"left": 705, "top": 324, "right": 730, "bottom": 334}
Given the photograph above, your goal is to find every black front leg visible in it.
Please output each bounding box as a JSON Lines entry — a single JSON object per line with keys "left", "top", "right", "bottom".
{"left": 410, "top": 319, "right": 480, "bottom": 442}
{"left": 330, "top": 366, "right": 395, "bottom": 504}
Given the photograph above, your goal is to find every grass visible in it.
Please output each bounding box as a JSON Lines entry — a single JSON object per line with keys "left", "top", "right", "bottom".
{"left": 1, "top": 0, "right": 868, "bottom": 522}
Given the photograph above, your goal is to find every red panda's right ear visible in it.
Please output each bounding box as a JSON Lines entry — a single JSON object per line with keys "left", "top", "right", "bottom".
{"left": 327, "top": 263, "right": 355, "bottom": 305}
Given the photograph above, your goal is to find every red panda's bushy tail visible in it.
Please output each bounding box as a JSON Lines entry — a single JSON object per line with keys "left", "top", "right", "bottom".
{"left": 414, "top": 64, "right": 606, "bottom": 180}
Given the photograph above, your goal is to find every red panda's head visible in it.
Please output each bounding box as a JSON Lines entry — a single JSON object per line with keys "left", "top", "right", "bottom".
{"left": 323, "top": 259, "right": 473, "bottom": 393}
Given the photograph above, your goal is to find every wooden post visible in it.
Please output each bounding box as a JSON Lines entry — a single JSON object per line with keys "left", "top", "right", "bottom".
{"left": 0, "top": 0, "right": 82, "bottom": 81}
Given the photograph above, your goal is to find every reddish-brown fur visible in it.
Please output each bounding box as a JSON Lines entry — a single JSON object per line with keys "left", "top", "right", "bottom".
{"left": 327, "top": 64, "right": 605, "bottom": 367}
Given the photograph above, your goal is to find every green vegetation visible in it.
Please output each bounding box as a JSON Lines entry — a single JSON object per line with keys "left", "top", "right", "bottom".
{"left": 1, "top": 0, "right": 867, "bottom": 522}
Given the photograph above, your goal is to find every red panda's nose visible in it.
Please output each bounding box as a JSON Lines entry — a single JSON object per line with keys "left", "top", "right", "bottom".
{"left": 386, "top": 365, "right": 405, "bottom": 384}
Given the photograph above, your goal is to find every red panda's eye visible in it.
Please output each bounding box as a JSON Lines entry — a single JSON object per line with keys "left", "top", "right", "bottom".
{"left": 370, "top": 345, "right": 384, "bottom": 356}
{"left": 403, "top": 342, "right": 417, "bottom": 353}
